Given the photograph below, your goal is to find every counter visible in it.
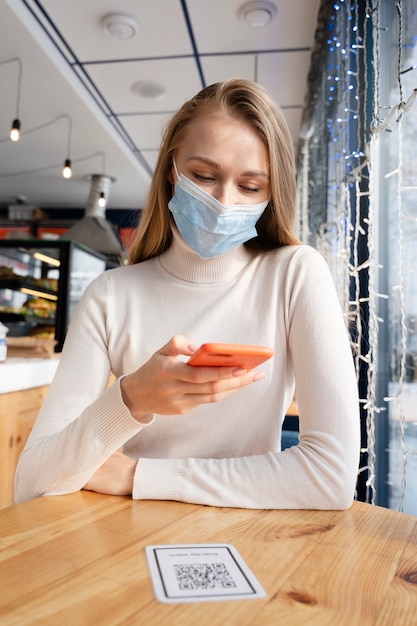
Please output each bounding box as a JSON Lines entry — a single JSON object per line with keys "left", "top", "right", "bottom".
{"left": 0, "top": 356, "right": 59, "bottom": 394}
{"left": 0, "top": 356, "right": 59, "bottom": 509}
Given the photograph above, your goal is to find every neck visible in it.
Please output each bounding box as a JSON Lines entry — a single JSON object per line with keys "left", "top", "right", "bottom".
{"left": 158, "top": 225, "right": 255, "bottom": 284}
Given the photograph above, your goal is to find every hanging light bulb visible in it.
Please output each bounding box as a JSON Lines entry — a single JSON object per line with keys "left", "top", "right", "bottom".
{"left": 63, "top": 158, "right": 72, "bottom": 179}
{"left": 62, "top": 115, "right": 73, "bottom": 178}
{"left": 10, "top": 118, "right": 21, "bottom": 142}
{"left": 1, "top": 57, "right": 23, "bottom": 142}
{"left": 98, "top": 191, "right": 106, "bottom": 208}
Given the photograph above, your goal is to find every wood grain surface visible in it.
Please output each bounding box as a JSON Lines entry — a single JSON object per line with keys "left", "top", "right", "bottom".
{"left": 0, "top": 492, "right": 416, "bottom": 625}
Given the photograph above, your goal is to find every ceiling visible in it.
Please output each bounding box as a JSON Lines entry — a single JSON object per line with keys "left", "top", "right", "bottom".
{"left": 0, "top": 0, "right": 321, "bottom": 212}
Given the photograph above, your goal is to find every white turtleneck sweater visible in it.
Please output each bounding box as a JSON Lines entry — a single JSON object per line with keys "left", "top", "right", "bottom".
{"left": 15, "top": 228, "right": 360, "bottom": 509}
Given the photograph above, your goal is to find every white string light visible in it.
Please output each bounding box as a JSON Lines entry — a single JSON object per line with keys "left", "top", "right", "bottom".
{"left": 296, "top": 0, "right": 417, "bottom": 510}
{"left": 365, "top": 133, "right": 378, "bottom": 505}
{"left": 374, "top": 0, "right": 417, "bottom": 513}
{"left": 385, "top": 109, "right": 409, "bottom": 512}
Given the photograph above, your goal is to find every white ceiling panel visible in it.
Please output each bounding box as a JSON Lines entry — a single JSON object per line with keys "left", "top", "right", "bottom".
{"left": 39, "top": 0, "right": 194, "bottom": 60}
{"left": 86, "top": 57, "right": 203, "bottom": 114}
{"left": 257, "top": 50, "right": 312, "bottom": 105}
{"left": 201, "top": 54, "right": 256, "bottom": 85}
{"left": 187, "top": 0, "right": 321, "bottom": 53}
{"left": 121, "top": 112, "right": 173, "bottom": 150}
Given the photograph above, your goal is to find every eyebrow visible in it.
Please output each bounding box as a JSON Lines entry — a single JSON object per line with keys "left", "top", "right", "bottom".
{"left": 186, "top": 156, "right": 270, "bottom": 179}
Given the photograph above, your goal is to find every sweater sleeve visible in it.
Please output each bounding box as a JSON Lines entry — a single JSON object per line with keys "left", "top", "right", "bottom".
{"left": 14, "top": 274, "right": 146, "bottom": 503}
{"left": 133, "top": 248, "right": 360, "bottom": 510}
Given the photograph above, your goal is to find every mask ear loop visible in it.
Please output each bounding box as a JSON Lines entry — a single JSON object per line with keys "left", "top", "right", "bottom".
{"left": 169, "top": 159, "right": 180, "bottom": 203}
{"left": 172, "top": 158, "right": 180, "bottom": 182}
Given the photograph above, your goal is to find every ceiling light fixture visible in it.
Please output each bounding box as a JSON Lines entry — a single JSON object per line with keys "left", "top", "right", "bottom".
{"left": 62, "top": 115, "right": 73, "bottom": 179}
{"left": 10, "top": 118, "right": 21, "bottom": 142}
{"left": 238, "top": 1, "right": 277, "bottom": 28}
{"left": 84, "top": 174, "right": 115, "bottom": 214}
{"left": 1, "top": 57, "right": 23, "bottom": 141}
{"left": 93, "top": 154, "right": 108, "bottom": 207}
{"left": 101, "top": 13, "right": 139, "bottom": 39}
{"left": 63, "top": 158, "right": 72, "bottom": 179}
{"left": 131, "top": 80, "right": 166, "bottom": 100}
{"left": 98, "top": 192, "right": 106, "bottom": 208}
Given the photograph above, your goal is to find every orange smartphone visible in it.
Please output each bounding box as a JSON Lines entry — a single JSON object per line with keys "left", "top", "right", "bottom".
{"left": 188, "top": 342, "right": 273, "bottom": 370}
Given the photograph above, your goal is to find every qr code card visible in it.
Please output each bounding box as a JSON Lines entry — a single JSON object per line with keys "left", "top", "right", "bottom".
{"left": 145, "top": 544, "right": 266, "bottom": 603}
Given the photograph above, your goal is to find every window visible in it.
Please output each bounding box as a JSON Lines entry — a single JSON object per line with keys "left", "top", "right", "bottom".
{"left": 296, "top": 0, "right": 417, "bottom": 513}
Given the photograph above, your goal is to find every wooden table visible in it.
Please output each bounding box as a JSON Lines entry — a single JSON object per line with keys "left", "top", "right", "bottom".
{"left": 1, "top": 492, "right": 416, "bottom": 625}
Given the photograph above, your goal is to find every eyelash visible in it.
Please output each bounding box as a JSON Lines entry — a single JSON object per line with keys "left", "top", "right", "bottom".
{"left": 194, "top": 174, "right": 215, "bottom": 182}
{"left": 193, "top": 173, "right": 260, "bottom": 193}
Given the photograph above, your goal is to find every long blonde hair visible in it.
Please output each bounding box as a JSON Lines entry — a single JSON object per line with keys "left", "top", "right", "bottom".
{"left": 128, "top": 78, "right": 299, "bottom": 264}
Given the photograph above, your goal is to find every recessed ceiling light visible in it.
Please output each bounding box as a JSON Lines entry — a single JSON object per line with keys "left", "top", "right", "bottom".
{"left": 101, "top": 13, "right": 139, "bottom": 39}
{"left": 238, "top": 1, "right": 277, "bottom": 28}
{"left": 131, "top": 80, "right": 166, "bottom": 100}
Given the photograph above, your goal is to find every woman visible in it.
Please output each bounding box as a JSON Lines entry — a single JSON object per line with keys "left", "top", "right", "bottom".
{"left": 15, "top": 79, "right": 360, "bottom": 509}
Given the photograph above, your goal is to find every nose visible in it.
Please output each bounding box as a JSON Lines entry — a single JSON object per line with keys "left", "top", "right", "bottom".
{"left": 214, "top": 182, "right": 236, "bottom": 207}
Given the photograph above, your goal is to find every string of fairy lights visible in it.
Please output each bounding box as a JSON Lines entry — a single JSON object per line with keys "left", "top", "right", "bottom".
{"left": 296, "top": 0, "right": 417, "bottom": 510}
{"left": 362, "top": 0, "right": 417, "bottom": 509}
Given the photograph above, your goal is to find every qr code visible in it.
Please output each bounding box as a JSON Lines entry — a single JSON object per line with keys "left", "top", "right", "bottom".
{"left": 173, "top": 562, "right": 236, "bottom": 590}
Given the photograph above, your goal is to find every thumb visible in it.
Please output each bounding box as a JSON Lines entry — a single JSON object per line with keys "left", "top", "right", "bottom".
{"left": 159, "top": 335, "right": 197, "bottom": 358}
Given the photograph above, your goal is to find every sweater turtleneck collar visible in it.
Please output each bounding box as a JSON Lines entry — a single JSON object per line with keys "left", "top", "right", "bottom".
{"left": 158, "top": 225, "right": 255, "bottom": 284}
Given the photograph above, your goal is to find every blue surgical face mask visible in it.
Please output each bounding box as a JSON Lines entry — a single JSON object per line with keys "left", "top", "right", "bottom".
{"left": 168, "top": 162, "right": 269, "bottom": 259}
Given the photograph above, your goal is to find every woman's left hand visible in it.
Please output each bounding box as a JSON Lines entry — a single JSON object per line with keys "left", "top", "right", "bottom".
{"left": 83, "top": 450, "right": 137, "bottom": 496}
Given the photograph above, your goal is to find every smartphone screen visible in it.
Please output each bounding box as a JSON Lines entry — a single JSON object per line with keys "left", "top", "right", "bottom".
{"left": 188, "top": 343, "right": 273, "bottom": 370}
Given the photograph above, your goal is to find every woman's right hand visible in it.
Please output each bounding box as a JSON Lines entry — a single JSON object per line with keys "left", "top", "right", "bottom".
{"left": 120, "top": 334, "right": 265, "bottom": 421}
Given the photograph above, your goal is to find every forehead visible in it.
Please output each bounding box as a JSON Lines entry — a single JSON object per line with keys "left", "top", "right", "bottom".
{"left": 184, "top": 111, "right": 255, "bottom": 139}
{"left": 178, "top": 112, "right": 268, "bottom": 163}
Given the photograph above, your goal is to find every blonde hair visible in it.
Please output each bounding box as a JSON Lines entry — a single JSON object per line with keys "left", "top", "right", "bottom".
{"left": 128, "top": 78, "right": 299, "bottom": 264}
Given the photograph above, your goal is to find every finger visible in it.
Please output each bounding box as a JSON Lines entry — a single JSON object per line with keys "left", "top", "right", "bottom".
{"left": 182, "top": 369, "right": 265, "bottom": 396}
{"left": 179, "top": 362, "right": 248, "bottom": 384}
{"left": 184, "top": 373, "right": 266, "bottom": 406}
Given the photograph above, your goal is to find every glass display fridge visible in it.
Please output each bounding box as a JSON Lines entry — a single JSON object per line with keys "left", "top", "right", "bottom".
{"left": 0, "top": 239, "right": 114, "bottom": 352}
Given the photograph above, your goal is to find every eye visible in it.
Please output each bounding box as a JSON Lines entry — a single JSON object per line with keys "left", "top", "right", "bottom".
{"left": 193, "top": 173, "right": 216, "bottom": 183}
{"left": 240, "top": 184, "right": 261, "bottom": 193}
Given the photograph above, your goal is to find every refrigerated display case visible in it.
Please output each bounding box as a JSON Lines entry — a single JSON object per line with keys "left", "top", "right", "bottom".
{"left": 0, "top": 239, "right": 114, "bottom": 352}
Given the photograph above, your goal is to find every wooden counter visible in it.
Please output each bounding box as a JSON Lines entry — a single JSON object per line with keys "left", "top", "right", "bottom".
{"left": 0, "top": 491, "right": 416, "bottom": 624}
{"left": 0, "top": 357, "right": 59, "bottom": 509}
{"left": 0, "top": 384, "right": 49, "bottom": 510}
